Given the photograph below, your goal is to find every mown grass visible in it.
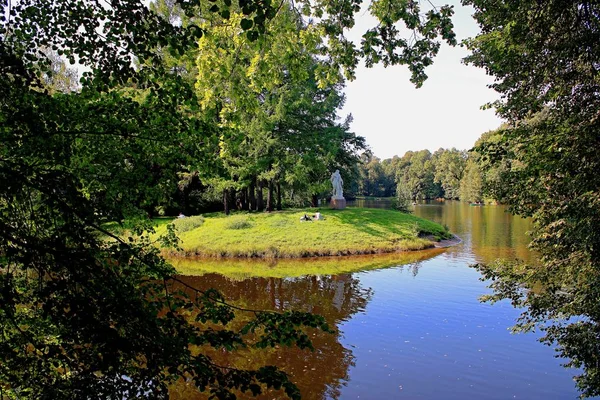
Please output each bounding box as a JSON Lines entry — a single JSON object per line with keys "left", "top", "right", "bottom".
{"left": 156, "top": 207, "right": 451, "bottom": 259}
{"left": 172, "top": 249, "right": 446, "bottom": 278}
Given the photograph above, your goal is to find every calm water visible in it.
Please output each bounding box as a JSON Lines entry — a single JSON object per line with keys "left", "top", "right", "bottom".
{"left": 172, "top": 201, "right": 587, "bottom": 399}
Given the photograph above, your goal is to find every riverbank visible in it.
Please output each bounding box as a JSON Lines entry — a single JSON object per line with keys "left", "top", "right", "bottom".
{"left": 158, "top": 208, "right": 452, "bottom": 259}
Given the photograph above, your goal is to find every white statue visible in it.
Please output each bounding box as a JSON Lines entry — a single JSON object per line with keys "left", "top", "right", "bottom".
{"left": 330, "top": 169, "right": 344, "bottom": 200}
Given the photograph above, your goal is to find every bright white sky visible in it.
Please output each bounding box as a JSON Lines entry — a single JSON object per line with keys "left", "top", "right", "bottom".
{"left": 340, "top": 0, "right": 502, "bottom": 160}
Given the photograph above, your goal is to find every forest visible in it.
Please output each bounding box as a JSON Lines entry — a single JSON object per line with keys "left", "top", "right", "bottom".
{"left": 354, "top": 129, "right": 501, "bottom": 204}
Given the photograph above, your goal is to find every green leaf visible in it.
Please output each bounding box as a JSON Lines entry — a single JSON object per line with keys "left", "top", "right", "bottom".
{"left": 246, "top": 30, "right": 258, "bottom": 42}
{"left": 240, "top": 18, "right": 253, "bottom": 31}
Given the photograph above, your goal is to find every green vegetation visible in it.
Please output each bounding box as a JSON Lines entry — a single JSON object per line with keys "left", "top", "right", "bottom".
{"left": 173, "top": 249, "right": 446, "bottom": 278}
{"left": 173, "top": 215, "right": 205, "bottom": 232}
{"left": 161, "top": 208, "right": 450, "bottom": 259}
{"left": 1, "top": 0, "right": 458, "bottom": 398}
{"left": 463, "top": 0, "right": 600, "bottom": 397}
{"left": 356, "top": 149, "right": 468, "bottom": 201}
{"left": 356, "top": 146, "right": 499, "bottom": 203}
{"left": 355, "top": 137, "right": 509, "bottom": 204}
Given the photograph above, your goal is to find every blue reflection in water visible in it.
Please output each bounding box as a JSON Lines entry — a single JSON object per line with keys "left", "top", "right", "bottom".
{"left": 335, "top": 200, "right": 588, "bottom": 399}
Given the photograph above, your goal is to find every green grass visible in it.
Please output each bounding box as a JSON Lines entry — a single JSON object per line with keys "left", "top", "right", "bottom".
{"left": 157, "top": 207, "right": 451, "bottom": 259}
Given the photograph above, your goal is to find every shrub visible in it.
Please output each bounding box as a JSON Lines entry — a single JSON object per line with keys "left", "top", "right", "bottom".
{"left": 225, "top": 216, "right": 252, "bottom": 230}
{"left": 173, "top": 215, "right": 205, "bottom": 232}
{"left": 393, "top": 184, "right": 413, "bottom": 213}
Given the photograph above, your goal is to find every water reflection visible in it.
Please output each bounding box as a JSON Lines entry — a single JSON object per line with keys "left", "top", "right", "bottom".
{"left": 169, "top": 273, "right": 374, "bottom": 399}
{"left": 170, "top": 249, "right": 445, "bottom": 278}
{"left": 412, "top": 200, "right": 534, "bottom": 264}
{"left": 346, "top": 199, "right": 534, "bottom": 264}
{"left": 166, "top": 201, "right": 588, "bottom": 399}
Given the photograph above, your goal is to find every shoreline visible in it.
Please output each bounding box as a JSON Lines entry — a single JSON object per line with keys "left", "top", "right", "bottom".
{"left": 431, "top": 234, "right": 463, "bottom": 249}
{"left": 170, "top": 247, "right": 451, "bottom": 278}
{"left": 165, "top": 234, "right": 463, "bottom": 261}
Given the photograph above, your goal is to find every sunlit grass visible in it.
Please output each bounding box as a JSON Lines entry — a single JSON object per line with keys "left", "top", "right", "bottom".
{"left": 156, "top": 207, "right": 451, "bottom": 259}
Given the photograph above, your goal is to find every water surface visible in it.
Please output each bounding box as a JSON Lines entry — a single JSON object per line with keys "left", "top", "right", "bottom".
{"left": 172, "top": 201, "right": 586, "bottom": 399}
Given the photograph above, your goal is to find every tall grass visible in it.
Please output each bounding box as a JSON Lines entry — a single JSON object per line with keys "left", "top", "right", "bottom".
{"left": 173, "top": 215, "right": 205, "bottom": 232}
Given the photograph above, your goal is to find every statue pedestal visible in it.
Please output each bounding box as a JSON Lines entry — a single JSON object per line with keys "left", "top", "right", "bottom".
{"left": 330, "top": 198, "right": 346, "bottom": 210}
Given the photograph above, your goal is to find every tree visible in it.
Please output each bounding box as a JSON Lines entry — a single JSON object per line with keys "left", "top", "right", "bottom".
{"left": 434, "top": 148, "right": 466, "bottom": 199}
{"left": 397, "top": 150, "right": 441, "bottom": 200}
{"left": 359, "top": 156, "right": 384, "bottom": 196}
{"left": 195, "top": 7, "right": 367, "bottom": 211}
{"left": 463, "top": 0, "right": 600, "bottom": 396}
{"left": 1, "top": 0, "right": 457, "bottom": 397}
{"left": 458, "top": 157, "right": 483, "bottom": 203}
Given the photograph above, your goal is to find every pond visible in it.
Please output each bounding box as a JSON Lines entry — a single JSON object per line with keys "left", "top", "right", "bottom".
{"left": 171, "top": 200, "right": 588, "bottom": 399}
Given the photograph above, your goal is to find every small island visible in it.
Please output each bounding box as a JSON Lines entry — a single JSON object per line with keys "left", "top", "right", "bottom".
{"left": 159, "top": 207, "right": 453, "bottom": 259}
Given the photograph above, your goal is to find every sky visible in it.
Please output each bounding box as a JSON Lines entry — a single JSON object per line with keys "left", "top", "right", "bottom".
{"left": 340, "top": 1, "right": 503, "bottom": 160}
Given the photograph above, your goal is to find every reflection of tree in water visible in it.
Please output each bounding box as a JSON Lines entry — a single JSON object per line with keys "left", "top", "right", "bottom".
{"left": 477, "top": 259, "right": 600, "bottom": 398}
{"left": 169, "top": 273, "right": 373, "bottom": 399}
{"left": 414, "top": 201, "right": 534, "bottom": 264}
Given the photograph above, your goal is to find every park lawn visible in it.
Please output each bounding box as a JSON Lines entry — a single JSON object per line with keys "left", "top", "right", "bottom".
{"left": 157, "top": 207, "right": 450, "bottom": 259}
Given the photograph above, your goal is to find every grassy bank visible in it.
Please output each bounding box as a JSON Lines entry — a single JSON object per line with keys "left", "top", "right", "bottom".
{"left": 157, "top": 207, "right": 451, "bottom": 259}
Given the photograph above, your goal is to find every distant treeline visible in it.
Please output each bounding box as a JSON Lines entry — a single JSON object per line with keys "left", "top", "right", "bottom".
{"left": 355, "top": 128, "right": 504, "bottom": 203}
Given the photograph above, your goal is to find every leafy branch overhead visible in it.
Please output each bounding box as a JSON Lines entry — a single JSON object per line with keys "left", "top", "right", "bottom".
{"left": 3, "top": 0, "right": 455, "bottom": 91}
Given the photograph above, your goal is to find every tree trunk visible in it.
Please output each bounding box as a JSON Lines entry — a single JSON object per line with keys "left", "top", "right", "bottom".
{"left": 223, "top": 189, "right": 230, "bottom": 215}
{"left": 249, "top": 178, "right": 256, "bottom": 211}
{"left": 238, "top": 188, "right": 246, "bottom": 210}
{"left": 276, "top": 182, "right": 282, "bottom": 211}
{"left": 311, "top": 194, "right": 318, "bottom": 207}
{"left": 266, "top": 180, "right": 274, "bottom": 212}
{"left": 256, "top": 181, "right": 264, "bottom": 211}
{"left": 230, "top": 189, "right": 237, "bottom": 211}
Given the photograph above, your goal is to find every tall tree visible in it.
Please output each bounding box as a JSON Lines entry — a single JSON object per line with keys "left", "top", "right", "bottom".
{"left": 459, "top": 157, "right": 483, "bottom": 203}
{"left": 399, "top": 150, "right": 440, "bottom": 200}
{"left": 463, "top": 0, "right": 600, "bottom": 396}
{"left": 434, "top": 148, "right": 466, "bottom": 199}
{"left": 195, "top": 8, "right": 365, "bottom": 210}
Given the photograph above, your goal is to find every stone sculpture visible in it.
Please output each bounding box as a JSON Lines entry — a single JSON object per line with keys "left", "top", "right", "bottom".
{"left": 330, "top": 169, "right": 346, "bottom": 209}
{"left": 330, "top": 170, "right": 344, "bottom": 199}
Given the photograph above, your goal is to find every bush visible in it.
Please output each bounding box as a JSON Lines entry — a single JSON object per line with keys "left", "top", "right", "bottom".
{"left": 173, "top": 215, "right": 205, "bottom": 232}
{"left": 225, "top": 216, "right": 252, "bottom": 230}
{"left": 393, "top": 184, "right": 413, "bottom": 213}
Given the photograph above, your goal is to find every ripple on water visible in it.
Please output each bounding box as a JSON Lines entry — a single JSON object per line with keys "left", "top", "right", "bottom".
{"left": 333, "top": 254, "right": 581, "bottom": 399}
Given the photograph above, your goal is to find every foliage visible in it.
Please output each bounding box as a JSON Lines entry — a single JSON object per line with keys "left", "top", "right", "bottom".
{"left": 194, "top": 6, "right": 367, "bottom": 212}
{"left": 358, "top": 148, "right": 477, "bottom": 201}
{"left": 173, "top": 215, "right": 205, "bottom": 232}
{"left": 159, "top": 208, "right": 449, "bottom": 258}
{"left": 393, "top": 183, "right": 413, "bottom": 213}
{"left": 1, "top": 0, "right": 458, "bottom": 397}
{"left": 464, "top": 0, "right": 600, "bottom": 396}
{"left": 434, "top": 148, "right": 466, "bottom": 199}
{"left": 459, "top": 158, "right": 483, "bottom": 203}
